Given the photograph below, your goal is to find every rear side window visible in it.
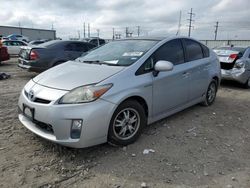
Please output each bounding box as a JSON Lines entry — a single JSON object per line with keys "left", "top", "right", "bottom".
{"left": 99, "top": 39, "right": 105, "bottom": 45}
{"left": 154, "top": 39, "right": 185, "bottom": 65}
{"left": 201, "top": 44, "right": 209, "bottom": 58}
{"left": 75, "top": 43, "right": 88, "bottom": 52}
{"left": 64, "top": 43, "right": 75, "bottom": 51}
{"left": 184, "top": 39, "right": 203, "bottom": 61}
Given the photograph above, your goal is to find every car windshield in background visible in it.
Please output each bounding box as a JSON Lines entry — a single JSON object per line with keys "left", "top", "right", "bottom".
{"left": 215, "top": 47, "right": 246, "bottom": 53}
{"left": 78, "top": 40, "right": 159, "bottom": 66}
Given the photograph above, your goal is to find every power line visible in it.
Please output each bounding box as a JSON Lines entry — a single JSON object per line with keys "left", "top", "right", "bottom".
{"left": 187, "top": 8, "right": 195, "bottom": 37}
{"left": 214, "top": 21, "right": 219, "bottom": 40}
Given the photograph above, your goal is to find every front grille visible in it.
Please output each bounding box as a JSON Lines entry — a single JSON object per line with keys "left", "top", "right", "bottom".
{"left": 34, "top": 98, "right": 51, "bottom": 104}
{"left": 220, "top": 62, "right": 235, "bottom": 70}
{"left": 24, "top": 90, "right": 51, "bottom": 104}
{"left": 34, "top": 119, "right": 54, "bottom": 134}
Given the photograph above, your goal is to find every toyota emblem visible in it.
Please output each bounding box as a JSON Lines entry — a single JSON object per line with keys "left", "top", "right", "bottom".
{"left": 28, "top": 90, "right": 35, "bottom": 101}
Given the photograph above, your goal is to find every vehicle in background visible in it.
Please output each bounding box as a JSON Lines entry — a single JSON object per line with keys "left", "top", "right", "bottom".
{"left": 29, "top": 39, "right": 51, "bottom": 46}
{"left": 6, "top": 34, "right": 29, "bottom": 42}
{"left": 213, "top": 46, "right": 250, "bottom": 88}
{"left": 82, "top": 37, "right": 106, "bottom": 47}
{"left": 18, "top": 36, "right": 221, "bottom": 148}
{"left": 18, "top": 40, "right": 95, "bottom": 72}
{"left": 2, "top": 40, "right": 28, "bottom": 56}
{"left": 0, "top": 46, "right": 10, "bottom": 63}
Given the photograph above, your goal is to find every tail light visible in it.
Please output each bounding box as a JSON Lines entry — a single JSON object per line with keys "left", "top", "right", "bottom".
{"left": 228, "top": 54, "right": 238, "bottom": 62}
{"left": 30, "top": 50, "right": 39, "bottom": 60}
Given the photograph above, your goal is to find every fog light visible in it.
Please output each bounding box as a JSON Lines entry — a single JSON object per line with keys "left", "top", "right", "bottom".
{"left": 71, "top": 119, "right": 83, "bottom": 139}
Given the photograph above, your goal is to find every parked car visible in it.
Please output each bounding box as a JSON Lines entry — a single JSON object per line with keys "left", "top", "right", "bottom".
{"left": 29, "top": 39, "right": 51, "bottom": 46}
{"left": 6, "top": 34, "right": 29, "bottom": 42}
{"left": 2, "top": 40, "right": 28, "bottom": 56}
{"left": 0, "top": 46, "right": 10, "bottom": 63}
{"left": 83, "top": 37, "right": 106, "bottom": 47}
{"left": 18, "top": 36, "right": 221, "bottom": 148}
{"left": 18, "top": 40, "right": 95, "bottom": 72}
{"left": 213, "top": 46, "right": 250, "bottom": 88}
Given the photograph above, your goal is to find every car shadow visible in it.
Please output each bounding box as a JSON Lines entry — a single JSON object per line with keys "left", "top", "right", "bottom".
{"left": 220, "top": 80, "right": 246, "bottom": 90}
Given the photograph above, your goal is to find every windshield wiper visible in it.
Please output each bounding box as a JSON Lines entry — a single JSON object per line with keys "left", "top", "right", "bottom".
{"left": 82, "top": 60, "right": 124, "bottom": 66}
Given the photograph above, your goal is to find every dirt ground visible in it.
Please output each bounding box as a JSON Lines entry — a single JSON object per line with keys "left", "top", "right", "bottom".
{"left": 0, "top": 58, "right": 250, "bottom": 188}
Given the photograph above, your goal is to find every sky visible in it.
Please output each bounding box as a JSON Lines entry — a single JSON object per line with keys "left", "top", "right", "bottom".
{"left": 0, "top": 0, "right": 250, "bottom": 40}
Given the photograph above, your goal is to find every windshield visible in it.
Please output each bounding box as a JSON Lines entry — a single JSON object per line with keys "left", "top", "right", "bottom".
{"left": 78, "top": 39, "right": 158, "bottom": 66}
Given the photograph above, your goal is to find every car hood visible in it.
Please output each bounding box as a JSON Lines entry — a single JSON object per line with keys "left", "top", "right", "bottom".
{"left": 33, "top": 61, "right": 125, "bottom": 90}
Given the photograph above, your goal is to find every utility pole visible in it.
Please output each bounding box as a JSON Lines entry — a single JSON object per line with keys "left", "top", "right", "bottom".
{"left": 83, "top": 22, "right": 86, "bottom": 38}
{"left": 187, "top": 8, "right": 195, "bottom": 37}
{"left": 176, "top": 10, "right": 182, "bottom": 35}
{"left": 97, "top": 29, "right": 100, "bottom": 37}
{"left": 125, "top": 27, "right": 129, "bottom": 38}
{"left": 137, "top": 26, "right": 140, "bottom": 37}
{"left": 88, "top": 23, "right": 90, "bottom": 38}
{"left": 214, "top": 21, "right": 219, "bottom": 40}
{"left": 51, "top": 23, "right": 54, "bottom": 30}
{"left": 77, "top": 30, "right": 80, "bottom": 39}
{"left": 112, "top": 28, "right": 115, "bottom": 40}
{"left": 18, "top": 21, "right": 23, "bottom": 35}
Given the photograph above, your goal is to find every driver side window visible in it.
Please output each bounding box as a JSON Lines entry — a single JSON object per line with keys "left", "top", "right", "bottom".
{"left": 135, "top": 39, "right": 185, "bottom": 76}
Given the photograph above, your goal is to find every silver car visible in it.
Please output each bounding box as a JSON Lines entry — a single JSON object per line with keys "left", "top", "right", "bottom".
{"left": 214, "top": 46, "right": 250, "bottom": 88}
{"left": 18, "top": 36, "right": 221, "bottom": 148}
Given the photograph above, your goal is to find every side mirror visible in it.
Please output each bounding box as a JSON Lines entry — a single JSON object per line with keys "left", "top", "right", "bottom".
{"left": 154, "top": 60, "right": 174, "bottom": 72}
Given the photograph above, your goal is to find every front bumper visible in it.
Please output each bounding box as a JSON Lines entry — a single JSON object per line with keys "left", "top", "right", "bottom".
{"left": 221, "top": 68, "right": 250, "bottom": 84}
{"left": 18, "top": 85, "right": 117, "bottom": 148}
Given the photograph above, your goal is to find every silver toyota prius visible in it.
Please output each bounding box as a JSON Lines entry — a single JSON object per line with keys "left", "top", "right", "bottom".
{"left": 18, "top": 36, "right": 221, "bottom": 148}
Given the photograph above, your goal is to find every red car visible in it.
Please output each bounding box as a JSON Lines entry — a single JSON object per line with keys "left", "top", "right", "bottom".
{"left": 0, "top": 46, "right": 10, "bottom": 63}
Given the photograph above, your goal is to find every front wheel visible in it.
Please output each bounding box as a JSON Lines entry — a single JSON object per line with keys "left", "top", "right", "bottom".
{"left": 201, "top": 79, "right": 218, "bottom": 106}
{"left": 108, "top": 100, "right": 146, "bottom": 146}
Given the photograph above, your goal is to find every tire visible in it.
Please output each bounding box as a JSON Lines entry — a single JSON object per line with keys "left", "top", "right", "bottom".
{"left": 201, "top": 79, "right": 218, "bottom": 106}
{"left": 243, "top": 77, "right": 250, "bottom": 89}
{"left": 108, "top": 100, "right": 146, "bottom": 146}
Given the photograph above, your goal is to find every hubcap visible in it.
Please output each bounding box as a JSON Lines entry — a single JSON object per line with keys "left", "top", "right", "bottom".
{"left": 207, "top": 83, "right": 216, "bottom": 103}
{"left": 113, "top": 108, "right": 140, "bottom": 140}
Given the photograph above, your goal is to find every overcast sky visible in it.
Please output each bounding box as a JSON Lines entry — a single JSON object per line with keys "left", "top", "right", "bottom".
{"left": 0, "top": 0, "right": 250, "bottom": 39}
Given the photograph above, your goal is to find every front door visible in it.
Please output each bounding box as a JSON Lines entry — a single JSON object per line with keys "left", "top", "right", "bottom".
{"left": 152, "top": 39, "right": 189, "bottom": 116}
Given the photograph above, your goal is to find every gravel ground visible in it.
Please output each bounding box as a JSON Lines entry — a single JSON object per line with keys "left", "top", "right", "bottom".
{"left": 0, "top": 58, "right": 250, "bottom": 188}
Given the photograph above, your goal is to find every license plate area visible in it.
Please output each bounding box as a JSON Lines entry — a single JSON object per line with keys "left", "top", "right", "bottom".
{"left": 23, "top": 104, "right": 35, "bottom": 121}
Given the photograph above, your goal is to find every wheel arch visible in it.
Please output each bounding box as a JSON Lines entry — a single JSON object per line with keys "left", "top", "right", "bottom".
{"left": 116, "top": 96, "right": 149, "bottom": 118}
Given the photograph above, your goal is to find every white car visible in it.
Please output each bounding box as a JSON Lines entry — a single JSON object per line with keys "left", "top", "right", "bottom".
{"left": 6, "top": 34, "right": 29, "bottom": 42}
{"left": 2, "top": 40, "right": 28, "bottom": 56}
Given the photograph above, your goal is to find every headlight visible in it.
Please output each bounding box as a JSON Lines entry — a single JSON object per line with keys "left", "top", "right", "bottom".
{"left": 59, "top": 84, "right": 113, "bottom": 104}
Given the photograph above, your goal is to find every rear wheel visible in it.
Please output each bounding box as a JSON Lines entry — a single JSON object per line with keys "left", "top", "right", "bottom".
{"left": 202, "top": 79, "right": 218, "bottom": 106}
{"left": 108, "top": 100, "right": 146, "bottom": 146}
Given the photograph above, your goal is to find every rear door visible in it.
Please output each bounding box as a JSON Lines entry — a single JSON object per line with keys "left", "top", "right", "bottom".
{"left": 152, "top": 39, "right": 189, "bottom": 116}
{"left": 183, "top": 39, "right": 210, "bottom": 100}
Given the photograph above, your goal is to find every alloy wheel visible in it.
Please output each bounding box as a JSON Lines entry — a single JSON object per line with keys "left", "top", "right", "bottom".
{"left": 113, "top": 108, "right": 140, "bottom": 140}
